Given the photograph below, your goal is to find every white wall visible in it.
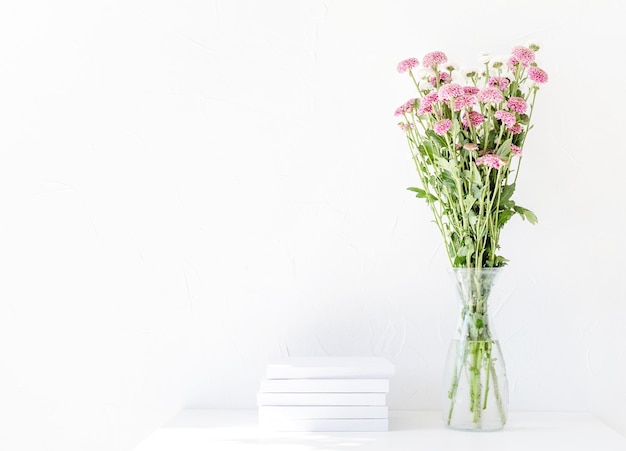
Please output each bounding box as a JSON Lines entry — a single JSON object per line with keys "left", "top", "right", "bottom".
{"left": 1, "top": 0, "right": 625, "bottom": 450}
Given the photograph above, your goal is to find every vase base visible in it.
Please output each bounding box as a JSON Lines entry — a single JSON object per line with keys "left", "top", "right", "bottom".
{"left": 445, "top": 423, "right": 506, "bottom": 432}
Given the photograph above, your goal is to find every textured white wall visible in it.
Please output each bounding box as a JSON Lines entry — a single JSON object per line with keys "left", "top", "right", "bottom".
{"left": 1, "top": 0, "right": 625, "bottom": 450}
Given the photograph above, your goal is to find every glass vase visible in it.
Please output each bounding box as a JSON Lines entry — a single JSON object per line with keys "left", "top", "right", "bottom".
{"left": 443, "top": 268, "right": 508, "bottom": 431}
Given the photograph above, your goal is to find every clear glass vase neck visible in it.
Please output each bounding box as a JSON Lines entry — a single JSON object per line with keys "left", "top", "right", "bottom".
{"left": 449, "top": 267, "right": 503, "bottom": 343}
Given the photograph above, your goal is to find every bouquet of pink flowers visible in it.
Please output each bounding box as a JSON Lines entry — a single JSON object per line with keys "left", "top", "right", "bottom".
{"left": 395, "top": 46, "right": 548, "bottom": 430}
{"left": 395, "top": 45, "right": 548, "bottom": 268}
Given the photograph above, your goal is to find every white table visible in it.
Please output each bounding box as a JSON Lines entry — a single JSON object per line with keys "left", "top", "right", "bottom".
{"left": 134, "top": 409, "right": 626, "bottom": 450}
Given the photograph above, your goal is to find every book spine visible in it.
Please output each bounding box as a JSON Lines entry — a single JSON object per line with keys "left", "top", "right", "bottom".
{"left": 258, "top": 405, "right": 388, "bottom": 420}
{"left": 257, "top": 392, "right": 387, "bottom": 406}
{"left": 259, "top": 378, "right": 389, "bottom": 393}
{"left": 258, "top": 417, "right": 389, "bottom": 432}
{"left": 266, "top": 367, "right": 394, "bottom": 379}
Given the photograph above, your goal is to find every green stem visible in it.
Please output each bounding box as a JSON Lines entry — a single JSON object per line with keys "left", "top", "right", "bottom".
{"left": 408, "top": 69, "right": 420, "bottom": 92}
{"left": 446, "top": 337, "right": 467, "bottom": 425}
{"left": 482, "top": 343, "right": 492, "bottom": 409}
{"left": 471, "top": 343, "right": 483, "bottom": 425}
{"left": 490, "top": 360, "right": 507, "bottom": 425}
{"left": 513, "top": 88, "right": 537, "bottom": 185}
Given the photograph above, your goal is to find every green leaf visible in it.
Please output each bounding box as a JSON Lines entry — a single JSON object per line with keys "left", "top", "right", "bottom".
{"left": 453, "top": 255, "right": 466, "bottom": 266}
{"left": 493, "top": 255, "right": 510, "bottom": 267}
{"left": 468, "top": 209, "right": 478, "bottom": 227}
{"left": 420, "top": 141, "right": 435, "bottom": 159}
{"left": 425, "top": 130, "right": 447, "bottom": 148}
{"left": 498, "top": 209, "right": 515, "bottom": 227}
{"left": 407, "top": 186, "right": 426, "bottom": 197}
{"left": 407, "top": 187, "right": 437, "bottom": 203}
{"left": 464, "top": 195, "right": 476, "bottom": 211}
{"left": 440, "top": 170, "right": 456, "bottom": 189}
{"left": 513, "top": 205, "right": 538, "bottom": 224}
{"left": 471, "top": 183, "right": 483, "bottom": 199}
{"left": 434, "top": 156, "right": 460, "bottom": 177}
{"left": 464, "top": 236, "right": 475, "bottom": 255}
{"left": 500, "top": 183, "right": 516, "bottom": 204}
{"left": 496, "top": 138, "right": 512, "bottom": 157}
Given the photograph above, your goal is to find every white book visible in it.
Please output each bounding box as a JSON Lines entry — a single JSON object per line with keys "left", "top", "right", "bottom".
{"left": 259, "top": 378, "right": 389, "bottom": 393}
{"left": 266, "top": 357, "right": 395, "bottom": 379}
{"left": 258, "top": 405, "right": 388, "bottom": 420}
{"left": 258, "top": 417, "right": 389, "bottom": 432}
{"left": 257, "top": 392, "right": 387, "bottom": 406}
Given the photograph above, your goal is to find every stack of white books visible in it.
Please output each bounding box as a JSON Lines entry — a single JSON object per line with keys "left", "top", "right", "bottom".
{"left": 258, "top": 356, "right": 395, "bottom": 432}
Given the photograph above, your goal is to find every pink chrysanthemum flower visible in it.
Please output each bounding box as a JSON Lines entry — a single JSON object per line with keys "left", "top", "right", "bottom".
{"left": 433, "top": 119, "right": 452, "bottom": 135}
{"left": 397, "top": 57, "right": 419, "bottom": 73}
{"left": 528, "top": 66, "right": 549, "bottom": 84}
{"left": 476, "top": 154, "right": 506, "bottom": 169}
{"left": 453, "top": 94, "right": 476, "bottom": 111}
{"left": 462, "top": 110, "right": 485, "bottom": 127}
{"left": 416, "top": 104, "right": 432, "bottom": 115}
{"left": 476, "top": 87, "right": 504, "bottom": 103}
{"left": 507, "top": 96, "right": 527, "bottom": 114}
{"left": 488, "top": 76, "right": 510, "bottom": 90}
{"left": 423, "top": 91, "right": 439, "bottom": 105}
{"left": 394, "top": 98, "right": 416, "bottom": 116}
{"left": 423, "top": 51, "right": 448, "bottom": 68}
{"left": 507, "top": 57, "right": 519, "bottom": 70}
{"left": 508, "top": 123, "right": 523, "bottom": 134}
{"left": 417, "top": 91, "right": 439, "bottom": 114}
{"left": 463, "top": 86, "right": 479, "bottom": 95}
{"left": 397, "top": 122, "right": 415, "bottom": 131}
{"left": 494, "top": 110, "right": 517, "bottom": 127}
{"left": 429, "top": 72, "right": 451, "bottom": 86}
{"left": 463, "top": 142, "right": 479, "bottom": 151}
{"left": 438, "top": 83, "right": 464, "bottom": 101}
{"left": 512, "top": 46, "right": 535, "bottom": 66}
{"left": 510, "top": 143, "right": 522, "bottom": 155}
